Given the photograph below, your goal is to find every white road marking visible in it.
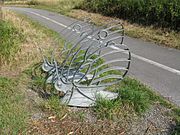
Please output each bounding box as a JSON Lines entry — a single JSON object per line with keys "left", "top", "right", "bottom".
{"left": 22, "top": 10, "right": 180, "bottom": 76}
{"left": 131, "top": 54, "right": 180, "bottom": 76}
{"left": 28, "top": 11, "right": 67, "bottom": 28}
{"left": 111, "top": 46, "right": 180, "bottom": 76}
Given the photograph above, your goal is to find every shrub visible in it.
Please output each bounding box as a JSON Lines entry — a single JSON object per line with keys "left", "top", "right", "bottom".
{"left": 27, "top": 0, "right": 39, "bottom": 5}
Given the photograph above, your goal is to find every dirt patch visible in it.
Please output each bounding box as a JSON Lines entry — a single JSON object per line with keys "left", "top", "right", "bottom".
{"left": 25, "top": 88, "right": 175, "bottom": 135}
{"left": 27, "top": 110, "right": 125, "bottom": 135}
{"left": 128, "top": 105, "right": 175, "bottom": 135}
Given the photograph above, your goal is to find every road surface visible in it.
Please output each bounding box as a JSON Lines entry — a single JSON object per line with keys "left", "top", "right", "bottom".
{"left": 5, "top": 7, "right": 180, "bottom": 106}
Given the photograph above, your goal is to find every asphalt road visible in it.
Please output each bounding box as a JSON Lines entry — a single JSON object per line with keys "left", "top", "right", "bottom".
{"left": 5, "top": 7, "right": 180, "bottom": 106}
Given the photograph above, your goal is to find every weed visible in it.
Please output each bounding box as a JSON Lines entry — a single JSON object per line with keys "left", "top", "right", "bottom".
{"left": 93, "top": 76, "right": 175, "bottom": 120}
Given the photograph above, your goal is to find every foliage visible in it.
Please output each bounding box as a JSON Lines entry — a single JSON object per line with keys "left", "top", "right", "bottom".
{"left": 80, "top": 0, "right": 180, "bottom": 30}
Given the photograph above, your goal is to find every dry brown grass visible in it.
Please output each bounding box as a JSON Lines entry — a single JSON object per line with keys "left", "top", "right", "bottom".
{"left": 5, "top": 0, "right": 28, "bottom": 5}
{"left": 35, "top": 0, "right": 83, "bottom": 14}
{"left": 27, "top": 115, "right": 125, "bottom": 135}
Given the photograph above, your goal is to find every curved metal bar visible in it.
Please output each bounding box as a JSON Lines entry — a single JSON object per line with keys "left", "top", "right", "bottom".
{"left": 75, "top": 80, "right": 122, "bottom": 88}
{"left": 75, "top": 86, "right": 95, "bottom": 101}
{"left": 90, "top": 75, "right": 123, "bottom": 85}
{"left": 94, "top": 66, "right": 128, "bottom": 77}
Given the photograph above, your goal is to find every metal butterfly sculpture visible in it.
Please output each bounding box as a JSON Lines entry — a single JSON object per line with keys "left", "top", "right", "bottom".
{"left": 40, "top": 19, "right": 131, "bottom": 107}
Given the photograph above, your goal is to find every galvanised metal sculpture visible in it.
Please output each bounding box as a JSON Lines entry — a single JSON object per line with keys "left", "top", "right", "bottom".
{"left": 40, "top": 19, "right": 131, "bottom": 107}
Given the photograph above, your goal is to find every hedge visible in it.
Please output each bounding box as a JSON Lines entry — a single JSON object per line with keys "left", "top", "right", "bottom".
{"left": 80, "top": 0, "right": 180, "bottom": 30}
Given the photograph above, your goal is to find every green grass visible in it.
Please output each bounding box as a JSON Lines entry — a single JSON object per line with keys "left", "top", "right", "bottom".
{"left": 93, "top": 78, "right": 152, "bottom": 120}
{"left": 118, "top": 78, "right": 151, "bottom": 114}
{"left": 30, "top": 61, "right": 178, "bottom": 121}
{"left": 94, "top": 77, "right": 180, "bottom": 134}
{"left": 0, "top": 20, "right": 24, "bottom": 64}
{"left": 0, "top": 77, "right": 28, "bottom": 134}
{"left": 94, "top": 96, "right": 123, "bottom": 120}
{"left": 93, "top": 78, "right": 180, "bottom": 134}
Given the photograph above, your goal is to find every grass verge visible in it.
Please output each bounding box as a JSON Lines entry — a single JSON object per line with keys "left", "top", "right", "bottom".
{"left": 0, "top": 9, "right": 63, "bottom": 77}
{"left": 0, "top": 9, "right": 64, "bottom": 134}
{"left": 95, "top": 77, "right": 180, "bottom": 117}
